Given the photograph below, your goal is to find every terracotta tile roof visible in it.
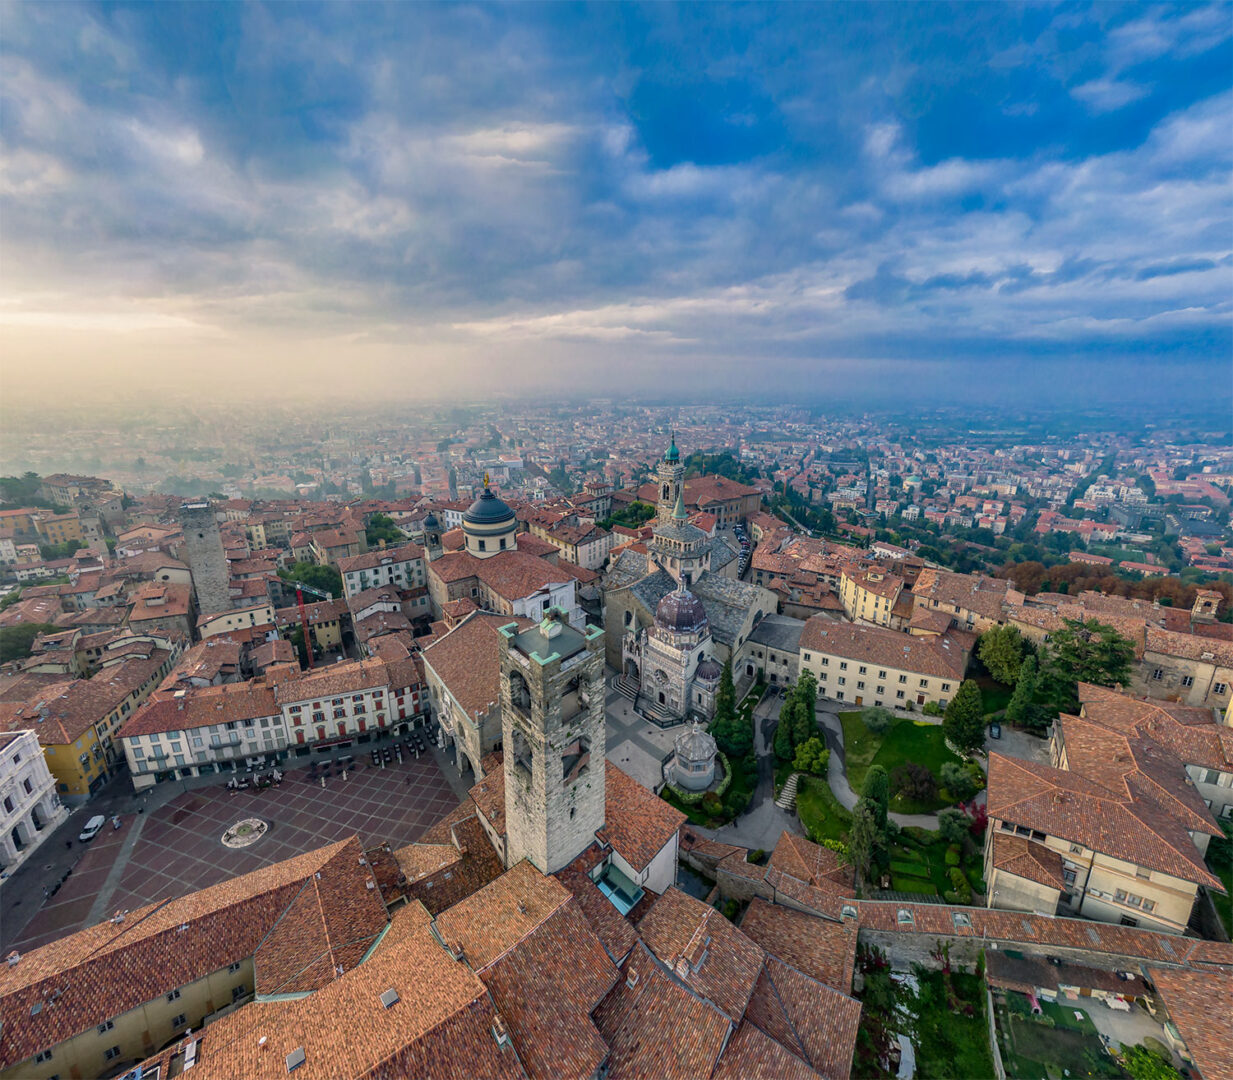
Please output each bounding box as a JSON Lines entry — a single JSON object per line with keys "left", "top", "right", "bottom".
{"left": 434, "top": 860, "right": 574, "bottom": 971}
{"left": 393, "top": 812, "right": 505, "bottom": 916}
{"left": 852, "top": 899, "right": 1233, "bottom": 969}
{"left": 0, "top": 837, "right": 385, "bottom": 1072}
{"left": 712, "top": 1020, "right": 822, "bottom": 1080}
{"left": 744, "top": 957, "right": 862, "bottom": 1080}
{"left": 423, "top": 613, "right": 534, "bottom": 721}
{"left": 154, "top": 902, "right": 522, "bottom": 1080}
{"left": 274, "top": 658, "right": 390, "bottom": 704}
{"left": 798, "top": 617, "right": 968, "bottom": 680}
{"left": 1054, "top": 714, "right": 1220, "bottom": 835}
{"left": 469, "top": 767, "right": 507, "bottom": 834}
{"left": 480, "top": 893, "right": 619, "bottom": 1080}
{"left": 638, "top": 887, "right": 765, "bottom": 1021}
{"left": 989, "top": 832, "right": 1067, "bottom": 891}
{"left": 987, "top": 753, "right": 1222, "bottom": 889}
{"left": 911, "top": 568, "right": 1013, "bottom": 622}
{"left": 337, "top": 542, "right": 425, "bottom": 575}
{"left": 738, "top": 898, "right": 857, "bottom": 993}
{"left": 1078, "top": 683, "right": 1233, "bottom": 774}
{"left": 768, "top": 831, "right": 856, "bottom": 895}
{"left": 1147, "top": 967, "right": 1233, "bottom": 1080}
{"left": 598, "top": 761, "right": 686, "bottom": 873}
{"left": 119, "top": 681, "right": 279, "bottom": 737}
{"left": 127, "top": 582, "right": 193, "bottom": 622}
{"left": 555, "top": 868, "right": 640, "bottom": 964}
{"left": 593, "top": 941, "right": 732, "bottom": 1080}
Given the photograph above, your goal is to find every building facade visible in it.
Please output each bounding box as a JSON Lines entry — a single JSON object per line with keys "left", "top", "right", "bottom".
{"left": 0, "top": 730, "right": 66, "bottom": 875}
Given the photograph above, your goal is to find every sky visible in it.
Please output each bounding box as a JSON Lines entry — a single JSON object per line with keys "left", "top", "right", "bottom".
{"left": 1, "top": 2, "right": 1231, "bottom": 412}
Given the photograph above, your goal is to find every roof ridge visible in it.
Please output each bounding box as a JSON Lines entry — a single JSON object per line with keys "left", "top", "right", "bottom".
{"left": 473, "top": 890, "right": 572, "bottom": 975}
{"left": 758, "top": 959, "right": 811, "bottom": 1066}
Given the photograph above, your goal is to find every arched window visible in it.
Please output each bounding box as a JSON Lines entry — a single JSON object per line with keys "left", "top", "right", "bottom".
{"left": 624, "top": 610, "right": 633, "bottom": 628}
{"left": 509, "top": 671, "right": 531, "bottom": 712}
{"left": 510, "top": 727, "right": 533, "bottom": 775}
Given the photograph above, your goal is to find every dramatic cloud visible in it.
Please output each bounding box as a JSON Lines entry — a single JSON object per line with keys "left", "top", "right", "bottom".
{"left": 0, "top": 2, "right": 1229, "bottom": 409}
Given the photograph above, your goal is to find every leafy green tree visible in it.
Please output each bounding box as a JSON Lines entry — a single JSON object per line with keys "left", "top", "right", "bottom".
{"left": 937, "top": 807, "right": 970, "bottom": 846}
{"left": 862, "top": 765, "right": 890, "bottom": 832}
{"left": 773, "top": 702, "right": 796, "bottom": 763}
{"left": 977, "top": 625, "right": 1030, "bottom": 684}
{"left": 0, "top": 623, "right": 59, "bottom": 663}
{"left": 791, "top": 672, "right": 818, "bottom": 745}
{"left": 943, "top": 679, "right": 986, "bottom": 757}
{"left": 711, "top": 661, "right": 753, "bottom": 758}
{"left": 1041, "top": 617, "right": 1136, "bottom": 711}
{"left": 861, "top": 706, "right": 894, "bottom": 735}
{"left": 38, "top": 539, "right": 85, "bottom": 561}
{"left": 0, "top": 588, "right": 23, "bottom": 612}
{"left": 1122, "top": 1044, "right": 1183, "bottom": 1080}
{"left": 278, "top": 562, "right": 344, "bottom": 599}
{"left": 1006, "top": 654, "right": 1048, "bottom": 733}
{"left": 365, "top": 512, "right": 403, "bottom": 547}
{"left": 792, "top": 736, "right": 830, "bottom": 776}
{"left": 939, "top": 761, "right": 978, "bottom": 802}
{"left": 844, "top": 800, "right": 882, "bottom": 890}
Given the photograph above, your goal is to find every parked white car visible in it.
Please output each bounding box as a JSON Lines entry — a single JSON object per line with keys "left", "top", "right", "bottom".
{"left": 78, "top": 815, "right": 106, "bottom": 843}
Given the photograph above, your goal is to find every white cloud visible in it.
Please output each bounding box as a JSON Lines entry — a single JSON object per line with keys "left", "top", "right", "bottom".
{"left": 1071, "top": 77, "right": 1150, "bottom": 112}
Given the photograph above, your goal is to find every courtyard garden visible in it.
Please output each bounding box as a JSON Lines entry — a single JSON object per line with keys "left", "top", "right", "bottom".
{"left": 993, "top": 990, "right": 1130, "bottom": 1080}
{"left": 854, "top": 945, "right": 995, "bottom": 1080}
{"left": 839, "top": 710, "right": 973, "bottom": 813}
{"left": 882, "top": 818, "right": 986, "bottom": 900}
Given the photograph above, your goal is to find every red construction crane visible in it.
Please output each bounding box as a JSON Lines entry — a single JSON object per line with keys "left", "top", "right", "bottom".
{"left": 293, "top": 581, "right": 333, "bottom": 671}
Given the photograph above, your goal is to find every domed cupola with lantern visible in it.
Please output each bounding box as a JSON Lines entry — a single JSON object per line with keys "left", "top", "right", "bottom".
{"left": 630, "top": 580, "right": 722, "bottom": 723}
{"left": 463, "top": 474, "right": 518, "bottom": 559}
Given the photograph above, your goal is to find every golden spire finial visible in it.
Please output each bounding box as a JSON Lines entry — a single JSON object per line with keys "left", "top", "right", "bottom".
{"left": 484, "top": 471, "right": 490, "bottom": 489}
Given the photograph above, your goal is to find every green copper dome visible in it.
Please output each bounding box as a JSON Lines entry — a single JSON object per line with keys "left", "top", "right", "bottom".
{"left": 665, "top": 432, "right": 680, "bottom": 463}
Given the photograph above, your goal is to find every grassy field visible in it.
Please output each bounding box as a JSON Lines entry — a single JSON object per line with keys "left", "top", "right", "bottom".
{"left": 998, "top": 992, "right": 1126, "bottom": 1080}
{"left": 839, "top": 712, "right": 962, "bottom": 812}
{"left": 975, "top": 675, "right": 1013, "bottom": 716}
{"left": 795, "top": 774, "right": 852, "bottom": 845}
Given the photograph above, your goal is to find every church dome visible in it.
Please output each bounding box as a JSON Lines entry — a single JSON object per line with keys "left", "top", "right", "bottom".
{"left": 655, "top": 586, "right": 708, "bottom": 634}
{"left": 695, "top": 658, "right": 722, "bottom": 682}
{"left": 463, "top": 487, "right": 515, "bottom": 528}
{"left": 664, "top": 433, "right": 680, "bottom": 463}
{"left": 423, "top": 510, "right": 440, "bottom": 530}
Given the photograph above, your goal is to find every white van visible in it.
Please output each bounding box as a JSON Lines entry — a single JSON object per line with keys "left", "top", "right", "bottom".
{"left": 78, "top": 815, "right": 106, "bottom": 843}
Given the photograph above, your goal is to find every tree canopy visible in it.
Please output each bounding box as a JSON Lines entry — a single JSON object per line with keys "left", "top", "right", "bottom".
{"left": 0, "top": 623, "right": 59, "bottom": 664}
{"left": 943, "top": 679, "right": 986, "bottom": 757}
{"left": 1040, "top": 617, "right": 1136, "bottom": 712}
{"left": 977, "top": 625, "right": 1030, "bottom": 684}
{"left": 278, "top": 561, "right": 344, "bottom": 599}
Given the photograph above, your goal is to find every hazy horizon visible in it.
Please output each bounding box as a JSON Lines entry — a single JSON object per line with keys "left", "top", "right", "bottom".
{"left": 2, "top": 3, "right": 1231, "bottom": 413}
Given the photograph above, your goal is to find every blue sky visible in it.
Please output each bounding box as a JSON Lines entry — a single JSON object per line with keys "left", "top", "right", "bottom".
{"left": 1, "top": 2, "right": 1230, "bottom": 408}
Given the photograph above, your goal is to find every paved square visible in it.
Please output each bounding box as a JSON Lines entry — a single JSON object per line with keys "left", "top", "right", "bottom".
{"left": 5, "top": 752, "right": 458, "bottom": 954}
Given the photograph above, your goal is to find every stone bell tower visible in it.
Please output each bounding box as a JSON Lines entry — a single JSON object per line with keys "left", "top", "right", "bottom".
{"left": 500, "top": 609, "right": 606, "bottom": 875}
{"left": 656, "top": 431, "right": 685, "bottom": 524}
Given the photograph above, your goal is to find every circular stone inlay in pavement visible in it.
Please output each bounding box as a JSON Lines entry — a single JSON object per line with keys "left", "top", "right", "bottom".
{"left": 221, "top": 818, "right": 269, "bottom": 848}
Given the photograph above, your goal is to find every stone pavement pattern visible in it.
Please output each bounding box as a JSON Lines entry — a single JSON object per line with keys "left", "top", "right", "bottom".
{"left": 2, "top": 750, "right": 457, "bottom": 954}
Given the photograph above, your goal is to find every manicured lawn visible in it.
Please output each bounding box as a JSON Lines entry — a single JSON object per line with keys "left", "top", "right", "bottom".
{"left": 839, "top": 712, "right": 963, "bottom": 812}
{"left": 795, "top": 775, "right": 852, "bottom": 845}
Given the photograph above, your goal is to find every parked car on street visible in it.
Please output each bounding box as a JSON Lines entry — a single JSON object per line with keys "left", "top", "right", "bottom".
{"left": 78, "top": 815, "right": 106, "bottom": 843}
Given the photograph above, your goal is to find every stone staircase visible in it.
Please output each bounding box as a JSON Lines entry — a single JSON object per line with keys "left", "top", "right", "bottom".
{"left": 775, "top": 772, "right": 801, "bottom": 811}
{"left": 612, "top": 675, "right": 639, "bottom": 701}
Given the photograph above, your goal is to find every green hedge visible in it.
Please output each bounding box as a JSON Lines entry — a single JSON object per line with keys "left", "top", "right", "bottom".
{"left": 948, "top": 866, "right": 973, "bottom": 904}
{"left": 890, "top": 860, "right": 931, "bottom": 878}
{"left": 665, "top": 751, "right": 732, "bottom": 804}
{"left": 892, "top": 877, "right": 939, "bottom": 895}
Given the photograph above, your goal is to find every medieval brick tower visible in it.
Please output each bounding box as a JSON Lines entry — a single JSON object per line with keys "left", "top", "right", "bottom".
{"left": 656, "top": 432, "right": 684, "bottom": 524}
{"left": 179, "top": 501, "right": 230, "bottom": 616}
{"left": 500, "top": 609, "right": 606, "bottom": 875}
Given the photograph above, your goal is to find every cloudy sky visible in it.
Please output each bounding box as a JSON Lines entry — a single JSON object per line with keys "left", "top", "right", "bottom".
{"left": 1, "top": 3, "right": 1230, "bottom": 409}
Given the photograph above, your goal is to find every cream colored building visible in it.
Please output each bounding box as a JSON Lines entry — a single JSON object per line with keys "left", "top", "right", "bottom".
{"left": 838, "top": 566, "right": 907, "bottom": 629}
{"left": 798, "top": 617, "right": 969, "bottom": 710}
